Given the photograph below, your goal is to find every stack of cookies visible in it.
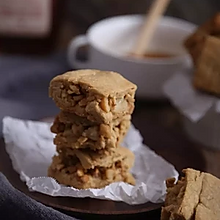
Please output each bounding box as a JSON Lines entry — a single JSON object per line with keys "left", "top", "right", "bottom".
{"left": 48, "top": 69, "right": 137, "bottom": 189}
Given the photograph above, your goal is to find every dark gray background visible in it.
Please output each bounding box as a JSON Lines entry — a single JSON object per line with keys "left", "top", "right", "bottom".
{"left": 0, "top": 53, "right": 70, "bottom": 135}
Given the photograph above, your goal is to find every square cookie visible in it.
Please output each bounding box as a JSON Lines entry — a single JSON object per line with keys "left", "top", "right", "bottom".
{"left": 49, "top": 69, "right": 137, "bottom": 124}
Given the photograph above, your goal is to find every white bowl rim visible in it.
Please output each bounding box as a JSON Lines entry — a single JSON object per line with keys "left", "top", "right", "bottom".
{"left": 86, "top": 14, "right": 197, "bottom": 65}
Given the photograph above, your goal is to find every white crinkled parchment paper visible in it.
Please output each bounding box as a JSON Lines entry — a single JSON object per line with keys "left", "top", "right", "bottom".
{"left": 2, "top": 116, "right": 178, "bottom": 205}
{"left": 163, "top": 70, "right": 220, "bottom": 122}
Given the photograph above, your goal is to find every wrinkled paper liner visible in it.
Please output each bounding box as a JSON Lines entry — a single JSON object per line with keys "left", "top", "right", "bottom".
{"left": 3, "top": 117, "right": 178, "bottom": 205}
{"left": 163, "top": 71, "right": 220, "bottom": 122}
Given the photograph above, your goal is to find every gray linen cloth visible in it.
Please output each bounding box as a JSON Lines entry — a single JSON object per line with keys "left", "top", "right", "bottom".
{"left": 0, "top": 173, "right": 77, "bottom": 220}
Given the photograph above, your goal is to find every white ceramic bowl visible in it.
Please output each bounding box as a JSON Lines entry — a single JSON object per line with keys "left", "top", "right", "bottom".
{"left": 68, "top": 15, "right": 196, "bottom": 99}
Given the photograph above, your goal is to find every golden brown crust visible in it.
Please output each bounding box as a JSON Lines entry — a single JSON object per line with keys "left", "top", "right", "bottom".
{"left": 49, "top": 69, "right": 136, "bottom": 124}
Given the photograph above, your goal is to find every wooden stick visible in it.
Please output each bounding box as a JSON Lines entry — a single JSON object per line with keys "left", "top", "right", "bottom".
{"left": 133, "top": 0, "right": 171, "bottom": 56}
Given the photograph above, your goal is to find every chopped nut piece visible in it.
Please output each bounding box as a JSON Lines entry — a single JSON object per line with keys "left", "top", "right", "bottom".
{"left": 78, "top": 98, "right": 87, "bottom": 107}
{"left": 76, "top": 169, "right": 84, "bottom": 177}
{"left": 100, "top": 124, "right": 111, "bottom": 138}
{"left": 73, "top": 95, "right": 83, "bottom": 101}
{"left": 105, "top": 169, "right": 114, "bottom": 180}
{"left": 82, "top": 127, "right": 99, "bottom": 141}
{"left": 93, "top": 168, "right": 100, "bottom": 178}
{"left": 81, "top": 175, "right": 89, "bottom": 183}
{"left": 100, "top": 97, "right": 110, "bottom": 113}
{"left": 69, "top": 84, "right": 80, "bottom": 94}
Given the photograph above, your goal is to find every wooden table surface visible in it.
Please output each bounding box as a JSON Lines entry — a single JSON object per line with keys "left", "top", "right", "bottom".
{"left": 134, "top": 100, "right": 220, "bottom": 178}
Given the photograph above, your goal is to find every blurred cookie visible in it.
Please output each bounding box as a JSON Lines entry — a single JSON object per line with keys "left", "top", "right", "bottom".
{"left": 184, "top": 12, "right": 220, "bottom": 65}
{"left": 193, "top": 36, "right": 220, "bottom": 96}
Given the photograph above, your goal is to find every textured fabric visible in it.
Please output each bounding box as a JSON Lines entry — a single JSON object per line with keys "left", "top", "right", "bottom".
{"left": 0, "top": 173, "right": 77, "bottom": 220}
